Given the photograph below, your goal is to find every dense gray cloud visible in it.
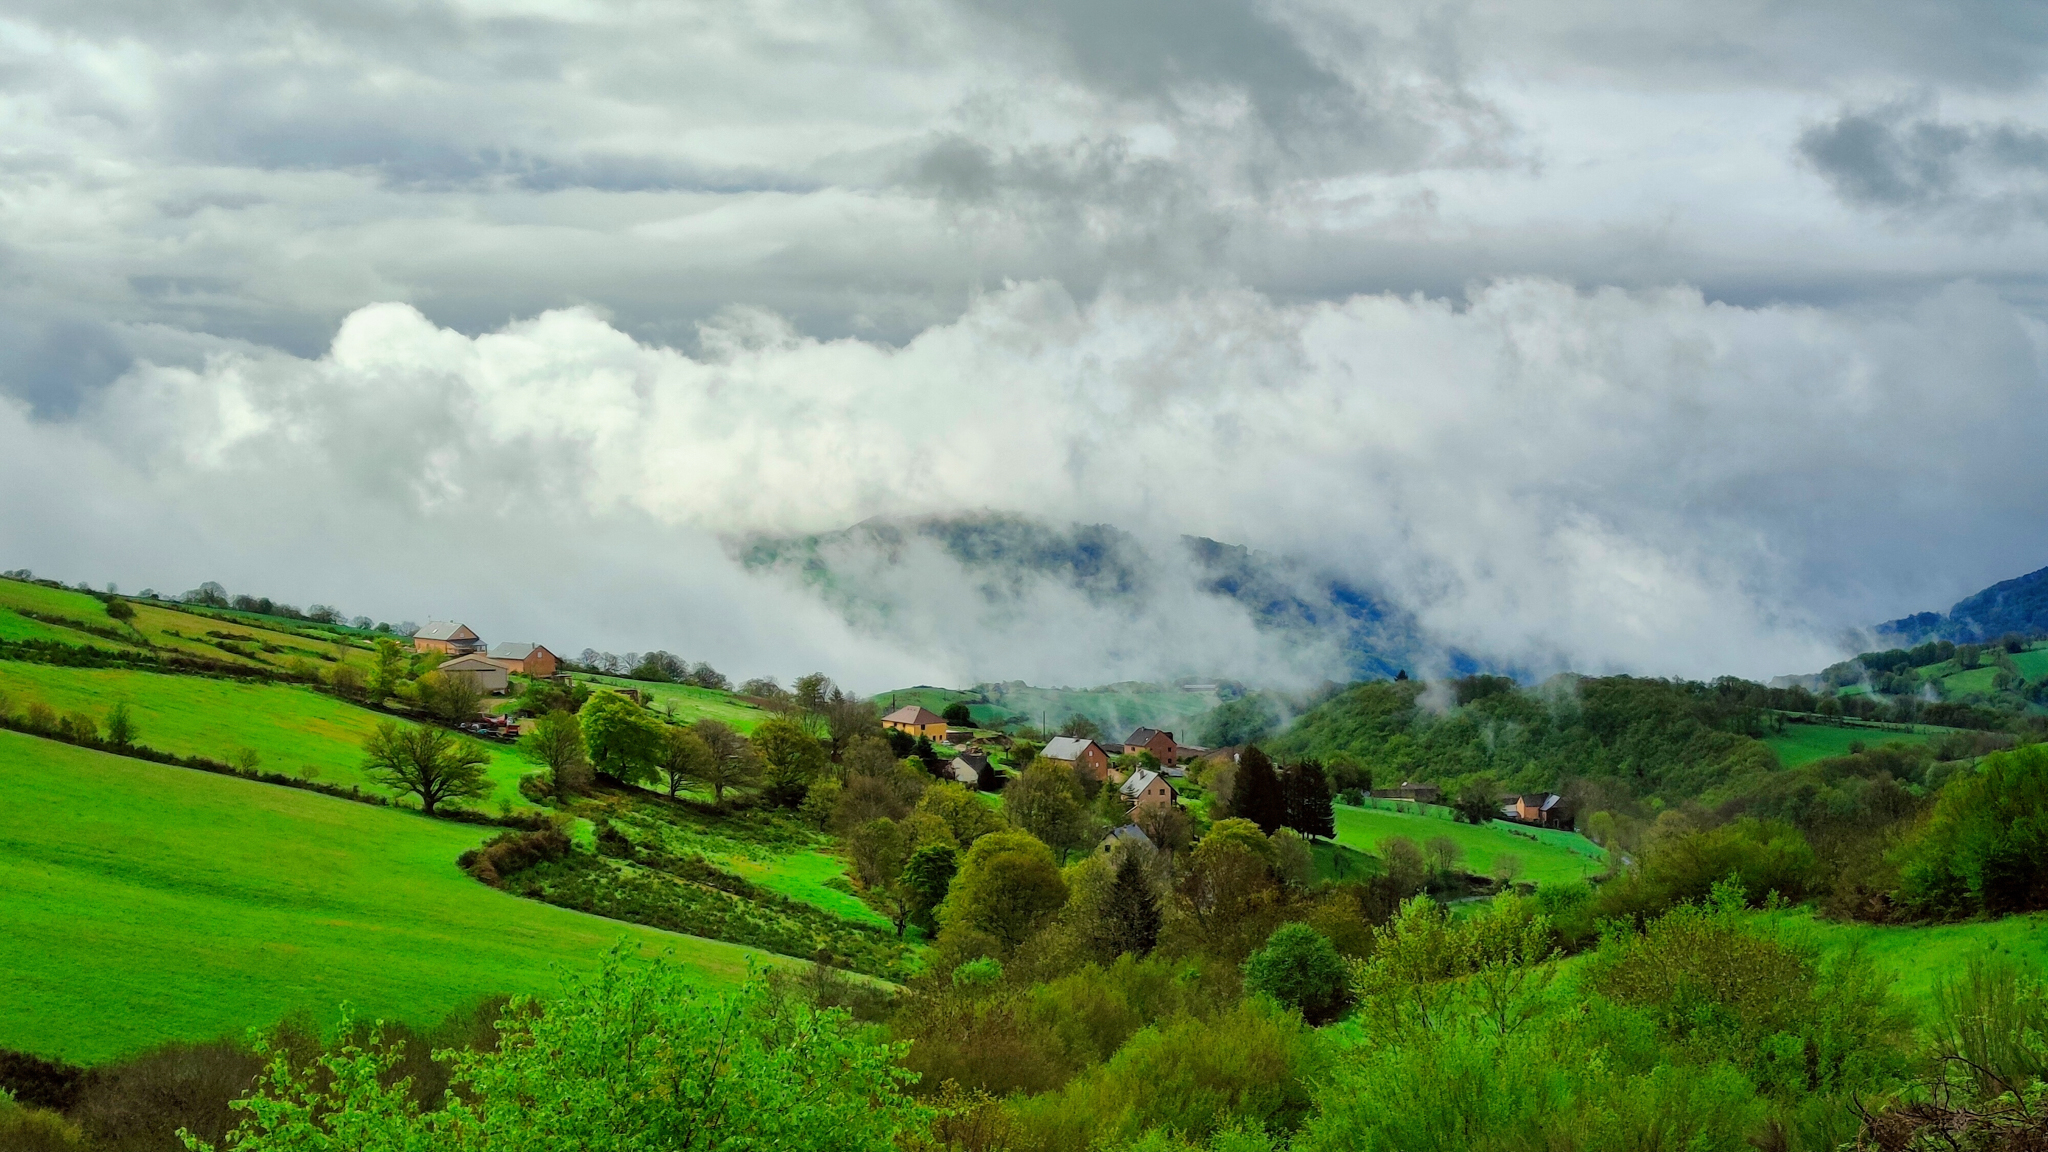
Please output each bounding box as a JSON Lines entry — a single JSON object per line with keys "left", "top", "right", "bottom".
{"left": 1802, "top": 100, "right": 2048, "bottom": 224}
{"left": 2, "top": 0, "right": 2048, "bottom": 687}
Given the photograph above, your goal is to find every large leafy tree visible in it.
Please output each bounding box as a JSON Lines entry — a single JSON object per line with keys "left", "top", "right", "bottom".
{"left": 689, "top": 720, "right": 761, "bottom": 805}
{"left": 900, "top": 843, "right": 959, "bottom": 935}
{"left": 1243, "top": 922, "right": 1350, "bottom": 1024}
{"left": 362, "top": 721, "right": 492, "bottom": 817}
{"left": 656, "top": 725, "right": 713, "bottom": 799}
{"left": 184, "top": 951, "right": 929, "bottom": 1151}
{"left": 939, "top": 830, "right": 1069, "bottom": 955}
{"left": 519, "top": 709, "right": 589, "bottom": 798}
{"left": 752, "top": 717, "right": 830, "bottom": 806}
{"left": 1004, "top": 758, "right": 1092, "bottom": 862}
{"left": 579, "top": 691, "right": 662, "bottom": 787}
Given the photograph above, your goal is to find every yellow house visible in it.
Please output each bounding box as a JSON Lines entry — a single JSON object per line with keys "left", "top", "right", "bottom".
{"left": 881, "top": 705, "right": 948, "bottom": 740}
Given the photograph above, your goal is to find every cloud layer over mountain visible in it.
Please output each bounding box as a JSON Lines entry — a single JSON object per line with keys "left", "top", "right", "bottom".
{"left": 3, "top": 0, "right": 2048, "bottom": 688}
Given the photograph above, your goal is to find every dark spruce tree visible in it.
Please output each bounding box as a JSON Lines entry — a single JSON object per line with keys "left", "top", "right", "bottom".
{"left": 1284, "top": 759, "right": 1336, "bottom": 841}
{"left": 1093, "top": 851, "right": 1162, "bottom": 959}
{"left": 1236, "top": 745, "right": 1286, "bottom": 836}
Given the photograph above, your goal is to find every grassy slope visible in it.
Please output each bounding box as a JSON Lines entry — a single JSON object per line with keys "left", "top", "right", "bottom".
{"left": 0, "top": 579, "right": 380, "bottom": 676}
{"left": 1763, "top": 907, "right": 2048, "bottom": 1006}
{"left": 0, "top": 662, "right": 536, "bottom": 809}
{"left": 0, "top": 730, "right": 774, "bottom": 1064}
{"left": 569, "top": 674, "right": 773, "bottom": 733}
{"left": 1330, "top": 802, "right": 1606, "bottom": 885}
{"left": 1763, "top": 723, "right": 1945, "bottom": 768}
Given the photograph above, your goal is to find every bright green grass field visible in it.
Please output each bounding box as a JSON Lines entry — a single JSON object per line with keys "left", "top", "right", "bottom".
{"left": 0, "top": 730, "right": 775, "bottom": 1064}
{"left": 1764, "top": 723, "right": 1945, "bottom": 768}
{"left": 1761, "top": 907, "right": 2048, "bottom": 1006}
{"left": 722, "top": 850, "right": 888, "bottom": 927}
{"left": 1331, "top": 803, "right": 1606, "bottom": 885}
{"left": 570, "top": 674, "right": 773, "bottom": 733}
{"left": 0, "top": 661, "right": 537, "bottom": 809}
{"left": 0, "top": 578, "right": 380, "bottom": 677}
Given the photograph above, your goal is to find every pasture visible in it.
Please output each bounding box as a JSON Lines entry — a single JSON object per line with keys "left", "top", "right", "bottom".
{"left": 1762, "top": 907, "right": 2048, "bottom": 1006}
{"left": 1763, "top": 722, "right": 1944, "bottom": 768}
{"left": 0, "top": 661, "right": 537, "bottom": 808}
{"left": 1330, "top": 801, "right": 1606, "bottom": 885}
{"left": 0, "top": 730, "right": 774, "bottom": 1064}
{"left": 571, "top": 673, "right": 774, "bottom": 733}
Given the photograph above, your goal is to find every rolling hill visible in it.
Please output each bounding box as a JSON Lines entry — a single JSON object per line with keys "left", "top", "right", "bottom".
{"left": 0, "top": 729, "right": 774, "bottom": 1064}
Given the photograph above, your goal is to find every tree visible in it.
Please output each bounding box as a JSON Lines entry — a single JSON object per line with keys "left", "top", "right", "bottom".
{"left": 1058, "top": 713, "right": 1104, "bottom": 741}
{"left": 939, "top": 830, "right": 1069, "bottom": 954}
{"left": 1004, "top": 758, "right": 1090, "bottom": 862}
{"left": 1243, "top": 923, "right": 1350, "bottom": 1024}
{"left": 751, "top": 717, "right": 829, "bottom": 806}
{"left": 580, "top": 691, "right": 663, "bottom": 786}
{"left": 943, "top": 701, "right": 973, "bottom": 726}
{"left": 105, "top": 598, "right": 135, "bottom": 623}
{"left": 363, "top": 721, "right": 491, "bottom": 816}
{"left": 1492, "top": 852, "right": 1525, "bottom": 887}
{"left": 1093, "top": 851, "right": 1162, "bottom": 959}
{"left": 1133, "top": 802, "right": 1193, "bottom": 856}
{"left": 655, "top": 725, "right": 712, "bottom": 799}
{"left": 900, "top": 843, "right": 959, "bottom": 935}
{"left": 1425, "top": 834, "right": 1464, "bottom": 884}
{"left": 822, "top": 693, "right": 882, "bottom": 754}
{"left": 912, "top": 734, "right": 941, "bottom": 774}
{"left": 328, "top": 664, "right": 367, "bottom": 701}
{"left": 370, "top": 638, "right": 405, "bottom": 701}
{"left": 105, "top": 701, "right": 136, "bottom": 748}
{"left": 915, "top": 783, "right": 1005, "bottom": 848}
{"left": 1453, "top": 778, "right": 1500, "bottom": 825}
{"left": 1234, "top": 746, "right": 1286, "bottom": 835}
{"left": 690, "top": 719, "right": 761, "bottom": 805}
{"left": 520, "top": 709, "right": 590, "bottom": 799}
{"left": 416, "top": 670, "right": 484, "bottom": 724}
{"left": 850, "top": 818, "right": 914, "bottom": 936}
{"left": 1283, "top": 759, "right": 1335, "bottom": 841}
{"left": 630, "top": 650, "right": 687, "bottom": 682}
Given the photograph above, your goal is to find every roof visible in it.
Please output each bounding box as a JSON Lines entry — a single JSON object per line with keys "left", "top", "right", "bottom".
{"left": 1101, "top": 825, "right": 1154, "bottom": 849}
{"left": 951, "top": 750, "right": 990, "bottom": 770}
{"left": 1120, "top": 768, "right": 1174, "bottom": 798}
{"left": 1041, "top": 736, "right": 1099, "bottom": 762}
{"left": 947, "top": 760, "right": 981, "bottom": 785}
{"left": 882, "top": 705, "right": 946, "bottom": 726}
{"left": 415, "top": 620, "right": 476, "bottom": 641}
{"left": 488, "top": 642, "right": 548, "bottom": 660}
{"left": 438, "top": 653, "right": 503, "bottom": 672}
{"left": 1126, "top": 727, "right": 1168, "bottom": 745}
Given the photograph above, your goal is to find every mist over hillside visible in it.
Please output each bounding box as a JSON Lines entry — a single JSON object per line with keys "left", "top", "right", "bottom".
{"left": 734, "top": 512, "right": 1485, "bottom": 690}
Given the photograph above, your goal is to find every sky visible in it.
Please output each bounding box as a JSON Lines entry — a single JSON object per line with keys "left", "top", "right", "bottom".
{"left": 3, "top": 0, "right": 2047, "bottom": 691}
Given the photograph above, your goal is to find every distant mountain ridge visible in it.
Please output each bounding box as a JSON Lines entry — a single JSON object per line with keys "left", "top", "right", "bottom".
{"left": 1877, "top": 563, "right": 2048, "bottom": 645}
{"left": 733, "top": 512, "right": 1482, "bottom": 684}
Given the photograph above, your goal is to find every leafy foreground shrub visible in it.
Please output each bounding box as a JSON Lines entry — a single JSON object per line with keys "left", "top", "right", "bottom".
{"left": 1893, "top": 745, "right": 2048, "bottom": 918}
{"left": 184, "top": 949, "right": 928, "bottom": 1152}
{"left": 457, "top": 824, "right": 572, "bottom": 886}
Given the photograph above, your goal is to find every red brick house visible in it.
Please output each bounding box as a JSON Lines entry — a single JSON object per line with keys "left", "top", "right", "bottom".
{"left": 487, "top": 642, "right": 558, "bottom": 678}
{"left": 1042, "top": 736, "right": 1112, "bottom": 782}
{"left": 1502, "top": 793, "right": 1573, "bottom": 829}
{"left": 1123, "top": 727, "right": 1181, "bottom": 766}
{"left": 413, "top": 621, "right": 483, "bottom": 655}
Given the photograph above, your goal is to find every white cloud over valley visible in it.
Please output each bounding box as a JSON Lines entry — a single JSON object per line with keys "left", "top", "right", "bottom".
{"left": 4, "top": 0, "right": 2048, "bottom": 689}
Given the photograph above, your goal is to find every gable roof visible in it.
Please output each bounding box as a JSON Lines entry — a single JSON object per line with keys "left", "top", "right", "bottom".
{"left": 438, "top": 653, "right": 503, "bottom": 672}
{"left": 415, "top": 620, "right": 477, "bottom": 641}
{"left": 1041, "top": 736, "right": 1099, "bottom": 762}
{"left": 1101, "top": 824, "right": 1154, "bottom": 849}
{"left": 946, "top": 758, "right": 982, "bottom": 785}
{"left": 951, "top": 750, "right": 990, "bottom": 770}
{"left": 488, "top": 642, "right": 548, "bottom": 660}
{"left": 882, "top": 705, "right": 946, "bottom": 726}
{"left": 1120, "top": 768, "right": 1174, "bottom": 799}
{"left": 1126, "top": 727, "right": 1169, "bottom": 746}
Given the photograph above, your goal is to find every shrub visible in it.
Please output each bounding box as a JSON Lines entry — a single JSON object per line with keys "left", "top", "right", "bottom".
{"left": 1244, "top": 923, "right": 1350, "bottom": 1024}
{"left": 459, "top": 824, "right": 573, "bottom": 886}
{"left": 1894, "top": 745, "right": 2048, "bottom": 918}
{"left": 58, "top": 711, "right": 96, "bottom": 742}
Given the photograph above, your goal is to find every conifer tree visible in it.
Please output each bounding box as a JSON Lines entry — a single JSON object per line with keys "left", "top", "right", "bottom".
{"left": 1284, "top": 759, "right": 1336, "bottom": 841}
{"left": 1094, "top": 851, "right": 1162, "bottom": 959}
{"left": 1235, "top": 745, "right": 1286, "bottom": 836}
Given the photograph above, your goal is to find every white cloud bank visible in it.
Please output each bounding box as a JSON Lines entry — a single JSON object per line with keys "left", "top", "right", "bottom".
{"left": 6, "top": 275, "right": 2043, "bottom": 689}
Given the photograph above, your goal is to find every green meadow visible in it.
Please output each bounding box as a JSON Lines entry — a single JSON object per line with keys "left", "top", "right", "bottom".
{"left": 1763, "top": 907, "right": 2048, "bottom": 1005}
{"left": 0, "top": 730, "right": 775, "bottom": 1064}
{"left": 570, "top": 673, "right": 775, "bottom": 732}
{"left": 1763, "top": 722, "right": 1945, "bottom": 768}
{"left": 1330, "top": 801, "right": 1606, "bottom": 885}
{"left": 0, "top": 661, "right": 537, "bottom": 809}
{"left": 0, "top": 577, "right": 381, "bottom": 676}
